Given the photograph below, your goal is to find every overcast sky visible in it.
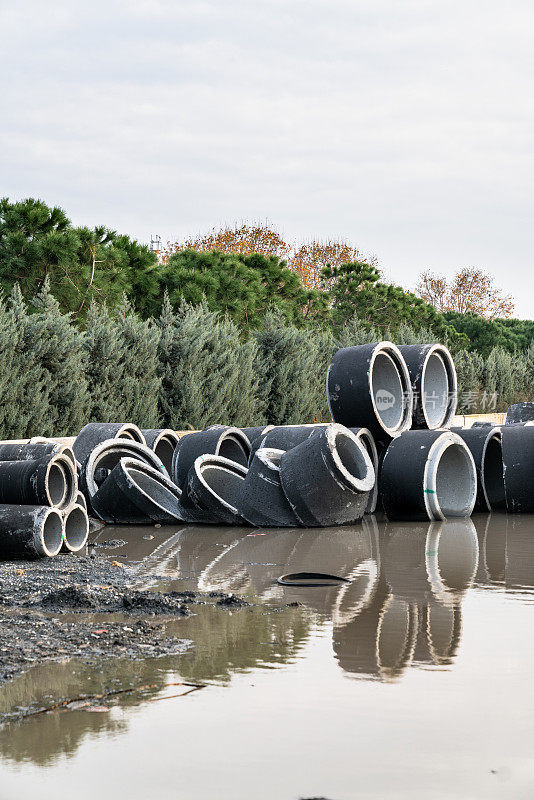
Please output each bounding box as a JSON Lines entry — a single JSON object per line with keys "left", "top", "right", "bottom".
{"left": 1, "top": 0, "right": 533, "bottom": 317}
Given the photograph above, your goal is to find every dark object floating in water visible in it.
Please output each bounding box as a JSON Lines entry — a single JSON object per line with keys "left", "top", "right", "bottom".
{"left": 277, "top": 572, "right": 350, "bottom": 587}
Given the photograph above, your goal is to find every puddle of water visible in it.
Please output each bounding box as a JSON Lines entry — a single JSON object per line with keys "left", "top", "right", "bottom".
{"left": 1, "top": 513, "right": 534, "bottom": 799}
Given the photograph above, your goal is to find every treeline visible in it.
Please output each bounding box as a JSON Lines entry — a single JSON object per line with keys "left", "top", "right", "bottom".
{"left": 1, "top": 280, "right": 531, "bottom": 440}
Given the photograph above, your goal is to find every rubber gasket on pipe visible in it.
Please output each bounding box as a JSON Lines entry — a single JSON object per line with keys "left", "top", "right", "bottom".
{"left": 379, "top": 430, "right": 477, "bottom": 521}
{"left": 0, "top": 505, "right": 63, "bottom": 559}
{"left": 451, "top": 426, "right": 505, "bottom": 511}
{"left": 397, "top": 344, "right": 457, "bottom": 429}
{"left": 327, "top": 342, "right": 413, "bottom": 441}
{"left": 173, "top": 427, "right": 250, "bottom": 489}
{"left": 279, "top": 423, "right": 375, "bottom": 527}
{"left": 180, "top": 455, "right": 248, "bottom": 525}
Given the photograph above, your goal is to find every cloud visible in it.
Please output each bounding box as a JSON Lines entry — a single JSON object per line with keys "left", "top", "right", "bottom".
{"left": 1, "top": 0, "right": 532, "bottom": 315}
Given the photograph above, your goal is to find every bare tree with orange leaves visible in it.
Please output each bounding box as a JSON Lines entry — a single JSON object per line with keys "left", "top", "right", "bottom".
{"left": 160, "top": 223, "right": 291, "bottom": 264}
{"left": 289, "top": 241, "right": 374, "bottom": 289}
{"left": 417, "top": 267, "right": 514, "bottom": 319}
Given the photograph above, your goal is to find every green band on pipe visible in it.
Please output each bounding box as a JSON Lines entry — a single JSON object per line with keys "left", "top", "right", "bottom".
{"left": 424, "top": 489, "right": 436, "bottom": 493}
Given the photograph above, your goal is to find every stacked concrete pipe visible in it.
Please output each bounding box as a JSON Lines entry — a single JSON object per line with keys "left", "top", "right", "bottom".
{"left": 173, "top": 426, "right": 250, "bottom": 489}
{"left": 379, "top": 430, "right": 477, "bottom": 521}
{"left": 397, "top": 344, "right": 457, "bottom": 429}
{"left": 451, "top": 426, "right": 506, "bottom": 511}
{"left": 327, "top": 342, "right": 414, "bottom": 443}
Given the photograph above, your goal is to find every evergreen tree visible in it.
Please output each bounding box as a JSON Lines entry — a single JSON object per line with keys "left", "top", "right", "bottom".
{"left": 336, "top": 314, "right": 379, "bottom": 348}
{"left": 84, "top": 300, "right": 129, "bottom": 422}
{"left": 158, "top": 296, "right": 261, "bottom": 429}
{"left": 8, "top": 285, "right": 52, "bottom": 436}
{"left": 114, "top": 295, "right": 161, "bottom": 427}
{"left": 455, "top": 349, "right": 484, "bottom": 412}
{"left": 254, "top": 310, "right": 332, "bottom": 425}
{"left": 25, "top": 277, "right": 90, "bottom": 435}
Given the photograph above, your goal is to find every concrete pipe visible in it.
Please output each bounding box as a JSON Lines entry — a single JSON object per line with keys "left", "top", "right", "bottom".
{"left": 80, "top": 439, "right": 168, "bottom": 512}
{"left": 72, "top": 422, "right": 146, "bottom": 465}
{"left": 279, "top": 423, "right": 375, "bottom": 527}
{"left": 380, "top": 430, "right": 477, "bottom": 521}
{"left": 0, "top": 452, "right": 76, "bottom": 508}
{"left": 505, "top": 402, "right": 534, "bottom": 425}
{"left": 173, "top": 427, "right": 250, "bottom": 489}
{"left": 0, "top": 505, "right": 63, "bottom": 560}
{"left": 141, "top": 428, "right": 181, "bottom": 475}
{"left": 502, "top": 424, "right": 534, "bottom": 512}
{"left": 240, "top": 426, "right": 275, "bottom": 448}
{"left": 327, "top": 342, "right": 413, "bottom": 441}
{"left": 349, "top": 428, "right": 379, "bottom": 514}
{"left": 75, "top": 490, "right": 87, "bottom": 513}
{"left": 236, "top": 448, "right": 300, "bottom": 527}
{"left": 451, "top": 426, "right": 506, "bottom": 511}
{"left": 397, "top": 344, "right": 457, "bottom": 429}
{"left": 257, "top": 425, "right": 321, "bottom": 453}
{"left": 61, "top": 504, "right": 90, "bottom": 553}
{"left": 92, "top": 458, "right": 183, "bottom": 524}
{"left": 179, "top": 455, "right": 248, "bottom": 525}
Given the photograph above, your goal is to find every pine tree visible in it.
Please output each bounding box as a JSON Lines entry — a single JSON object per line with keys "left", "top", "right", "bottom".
{"left": 336, "top": 314, "right": 379, "bottom": 348}
{"left": 8, "top": 285, "right": 52, "bottom": 436}
{"left": 455, "top": 349, "right": 484, "bottom": 413}
{"left": 114, "top": 295, "right": 161, "bottom": 427}
{"left": 25, "top": 277, "right": 90, "bottom": 435}
{"left": 254, "top": 310, "right": 332, "bottom": 425}
{"left": 158, "top": 296, "right": 262, "bottom": 429}
{"left": 84, "top": 300, "right": 128, "bottom": 422}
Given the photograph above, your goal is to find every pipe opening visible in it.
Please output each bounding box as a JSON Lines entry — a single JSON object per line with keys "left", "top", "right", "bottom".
{"left": 372, "top": 352, "right": 404, "bottom": 430}
{"left": 422, "top": 352, "right": 449, "bottom": 428}
{"left": 42, "top": 512, "right": 63, "bottom": 556}
{"left": 336, "top": 433, "right": 370, "bottom": 482}
{"left": 435, "top": 444, "right": 476, "bottom": 517}
{"left": 200, "top": 464, "right": 245, "bottom": 506}
{"left": 48, "top": 463, "right": 67, "bottom": 507}
{"left": 127, "top": 467, "right": 180, "bottom": 517}
{"left": 219, "top": 435, "right": 249, "bottom": 467}
{"left": 64, "top": 506, "right": 89, "bottom": 551}
{"left": 154, "top": 437, "right": 175, "bottom": 474}
{"left": 483, "top": 435, "right": 506, "bottom": 509}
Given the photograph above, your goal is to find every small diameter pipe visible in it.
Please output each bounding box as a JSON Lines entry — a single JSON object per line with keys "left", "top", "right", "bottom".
{"left": 61, "top": 504, "right": 90, "bottom": 553}
{"left": 0, "top": 505, "right": 63, "bottom": 559}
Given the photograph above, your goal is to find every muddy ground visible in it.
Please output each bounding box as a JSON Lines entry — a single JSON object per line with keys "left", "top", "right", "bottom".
{"left": 0, "top": 550, "right": 249, "bottom": 688}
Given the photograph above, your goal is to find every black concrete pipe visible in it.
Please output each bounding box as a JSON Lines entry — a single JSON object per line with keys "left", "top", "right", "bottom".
{"left": 173, "top": 426, "right": 250, "bottom": 489}
{"left": 61, "top": 504, "right": 90, "bottom": 553}
{"left": 502, "top": 424, "right": 534, "bottom": 512}
{"left": 141, "top": 428, "right": 181, "bottom": 475}
{"left": 451, "top": 426, "right": 506, "bottom": 511}
{"left": 349, "top": 428, "right": 379, "bottom": 514}
{"left": 379, "top": 430, "right": 477, "bottom": 521}
{"left": 327, "top": 342, "right": 413, "bottom": 441}
{"left": 505, "top": 403, "right": 534, "bottom": 425}
{"left": 91, "top": 458, "right": 183, "bottom": 524}
{"left": 236, "top": 448, "right": 300, "bottom": 527}
{"left": 0, "top": 452, "right": 76, "bottom": 508}
{"left": 80, "top": 439, "right": 168, "bottom": 512}
{"left": 0, "top": 505, "right": 63, "bottom": 560}
{"left": 257, "top": 425, "right": 321, "bottom": 453}
{"left": 179, "top": 455, "right": 248, "bottom": 525}
{"left": 240, "top": 426, "right": 274, "bottom": 447}
{"left": 73, "top": 422, "right": 146, "bottom": 465}
{"left": 397, "top": 344, "right": 457, "bottom": 429}
{"left": 279, "top": 423, "right": 375, "bottom": 527}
